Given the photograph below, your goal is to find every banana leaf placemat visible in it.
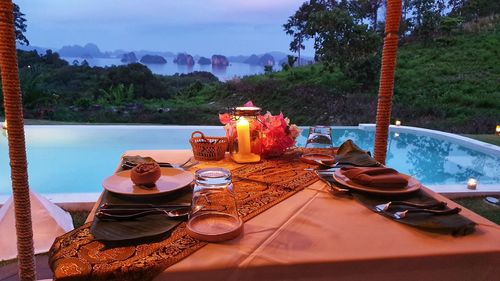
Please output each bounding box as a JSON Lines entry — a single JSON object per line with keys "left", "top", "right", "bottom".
{"left": 316, "top": 172, "right": 476, "bottom": 236}
{"left": 90, "top": 187, "right": 192, "bottom": 242}
{"left": 48, "top": 151, "right": 320, "bottom": 281}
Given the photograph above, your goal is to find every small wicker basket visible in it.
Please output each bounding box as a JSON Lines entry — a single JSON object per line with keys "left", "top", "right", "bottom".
{"left": 189, "top": 131, "right": 228, "bottom": 161}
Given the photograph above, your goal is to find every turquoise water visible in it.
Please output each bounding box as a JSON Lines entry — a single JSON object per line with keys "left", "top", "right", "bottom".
{"left": 0, "top": 126, "right": 499, "bottom": 195}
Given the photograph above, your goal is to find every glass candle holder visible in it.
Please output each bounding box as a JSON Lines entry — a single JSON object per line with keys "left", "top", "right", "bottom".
{"left": 227, "top": 106, "right": 262, "bottom": 163}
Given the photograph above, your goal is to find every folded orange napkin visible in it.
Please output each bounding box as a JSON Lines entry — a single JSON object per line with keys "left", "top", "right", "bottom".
{"left": 341, "top": 167, "right": 408, "bottom": 189}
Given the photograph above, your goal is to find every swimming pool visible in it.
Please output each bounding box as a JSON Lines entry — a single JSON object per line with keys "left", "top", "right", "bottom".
{"left": 0, "top": 125, "right": 499, "bottom": 198}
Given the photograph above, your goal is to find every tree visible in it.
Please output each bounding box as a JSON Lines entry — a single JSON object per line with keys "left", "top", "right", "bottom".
{"left": 283, "top": 0, "right": 381, "bottom": 82}
{"left": 410, "top": 0, "right": 446, "bottom": 41}
{"left": 349, "top": 0, "right": 383, "bottom": 30}
{"left": 283, "top": 0, "right": 328, "bottom": 65}
{"left": 449, "top": 0, "right": 500, "bottom": 21}
{"left": 13, "top": 3, "right": 29, "bottom": 45}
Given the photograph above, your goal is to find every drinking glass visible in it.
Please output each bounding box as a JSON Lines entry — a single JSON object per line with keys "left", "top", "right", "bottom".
{"left": 187, "top": 168, "right": 243, "bottom": 242}
{"left": 305, "top": 126, "right": 333, "bottom": 148}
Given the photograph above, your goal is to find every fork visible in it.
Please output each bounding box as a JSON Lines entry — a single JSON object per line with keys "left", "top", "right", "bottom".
{"left": 122, "top": 157, "right": 199, "bottom": 170}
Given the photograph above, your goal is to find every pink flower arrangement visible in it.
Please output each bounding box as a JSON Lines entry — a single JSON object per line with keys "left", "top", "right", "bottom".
{"left": 219, "top": 101, "right": 301, "bottom": 157}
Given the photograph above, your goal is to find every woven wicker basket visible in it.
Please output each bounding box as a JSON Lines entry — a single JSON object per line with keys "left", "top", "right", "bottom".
{"left": 189, "top": 131, "right": 228, "bottom": 161}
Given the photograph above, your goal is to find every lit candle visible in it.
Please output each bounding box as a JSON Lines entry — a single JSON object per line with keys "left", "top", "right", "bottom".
{"left": 237, "top": 117, "right": 251, "bottom": 154}
{"left": 467, "top": 178, "right": 477, "bottom": 190}
{"left": 2, "top": 120, "right": 7, "bottom": 130}
{"left": 496, "top": 125, "right": 500, "bottom": 136}
{"left": 233, "top": 117, "right": 260, "bottom": 163}
{"left": 395, "top": 120, "right": 401, "bottom": 126}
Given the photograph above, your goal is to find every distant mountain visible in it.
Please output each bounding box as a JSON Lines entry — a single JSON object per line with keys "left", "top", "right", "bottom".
{"left": 231, "top": 52, "right": 314, "bottom": 65}
{"left": 278, "top": 56, "right": 314, "bottom": 66}
{"left": 264, "top": 51, "right": 288, "bottom": 63}
{"left": 134, "top": 50, "right": 175, "bottom": 59}
{"left": 174, "top": 53, "right": 194, "bottom": 65}
{"left": 121, "top": 52, "right": 138, "bottom": 63}
{"left": 211, "top": 55, "right": 229, "bottom": 67}
{"left": 242, "top": 54, "right": 275, "bottom": 66}
{"left": 198, "top": 56, "right": 211, "bottom": 65}
{"left": 227, "top": 55, "right": 249, "bottom": 63}
{"left": 244, "top": 54, "right": 259, "bottom": 64}
{"left": 59, "top": 43, "right": 108, "bottom": 58}
{"left": 258, "top": 54, "right": 275, "bottom": 66}
{"left": 140, "top": 55, "right": 167, "bottom": 64}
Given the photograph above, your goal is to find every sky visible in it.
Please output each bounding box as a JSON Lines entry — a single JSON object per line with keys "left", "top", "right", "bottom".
{"left": 15, "top": 0, "right": 314, "bottom": 57}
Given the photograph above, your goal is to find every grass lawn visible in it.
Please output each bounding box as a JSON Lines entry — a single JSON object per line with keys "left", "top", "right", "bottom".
{"left": 463, "top": 134, "right": 500, "bottom": 146}
{"left": 453, "top": 197, "right": 500, "bottom": 224}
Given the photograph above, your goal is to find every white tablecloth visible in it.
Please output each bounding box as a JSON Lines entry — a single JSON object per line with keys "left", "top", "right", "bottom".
{"left": 89, "top": 150, "right": 500, "bottom": 281}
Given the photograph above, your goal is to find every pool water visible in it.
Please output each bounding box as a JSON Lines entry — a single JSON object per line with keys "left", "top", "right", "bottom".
{"left": 0, "top": 125, "right": 499, "bottom": 196}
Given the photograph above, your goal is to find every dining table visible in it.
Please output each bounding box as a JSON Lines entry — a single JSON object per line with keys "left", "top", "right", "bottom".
{"left": 66, "top": 149, "right": 500, "bottom": 281}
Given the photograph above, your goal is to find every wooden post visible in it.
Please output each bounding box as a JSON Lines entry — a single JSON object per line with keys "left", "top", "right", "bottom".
{"left": 0, "top": 1, "right": 36, "bottom": 280}
{"left": 373, "top": 0, "right": 402, "bottom": 164}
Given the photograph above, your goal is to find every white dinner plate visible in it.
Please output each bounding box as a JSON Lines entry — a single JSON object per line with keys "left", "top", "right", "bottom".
{"left": 333, "top": 169, "right": 421, "bottom": 195}
{"left": 103, "top": 168, "right": 193, "bottom": 197}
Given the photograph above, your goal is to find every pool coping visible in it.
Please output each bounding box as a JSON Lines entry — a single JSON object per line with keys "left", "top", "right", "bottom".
{"left": 0, "top": 124, "right": 498, "bottom": 210}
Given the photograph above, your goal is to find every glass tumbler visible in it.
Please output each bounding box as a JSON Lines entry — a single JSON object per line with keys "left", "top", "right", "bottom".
{"left": 186, "top": 168, "right": 243, "bottom": 242}
{"left": 305, "top": 126, "right": 333, "bottom": 148}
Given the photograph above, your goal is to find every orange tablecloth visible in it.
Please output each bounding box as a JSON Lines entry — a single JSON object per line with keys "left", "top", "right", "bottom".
{"left": 89, "top": 150, "right": 500, "bottom": 281}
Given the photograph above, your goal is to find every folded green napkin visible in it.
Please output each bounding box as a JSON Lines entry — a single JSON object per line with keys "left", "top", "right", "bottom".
{"left": 352, "top": 191, "right": 476, "bottom": 236}
{"left": 334, "top": 140, "right": 380, "bottom": 167}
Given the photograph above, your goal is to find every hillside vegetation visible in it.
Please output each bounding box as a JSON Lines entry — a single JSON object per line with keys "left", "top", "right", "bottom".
{"left": 1, "top": 26, "right": 499, "bottom": 134}
{"left": 209, "top": 28, "right": 500, "bottom": 133}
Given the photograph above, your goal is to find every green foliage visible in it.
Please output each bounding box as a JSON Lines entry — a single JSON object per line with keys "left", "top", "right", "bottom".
{"left": 264, "top": 65, "right": 273, "bottom": 74}
{"left": 97, "top": 84, "right": 134, "bottom": 106}
{"left": 283, "top": 0, "right": 382, "bottom": 83}
{"left": 450, "top": 0, "right": 500, "bottom": 21}
{"left": 440, "top": 16, "right": 464, "bottom": 34}
{"left": 13, "top": 3, "right": 29, "bottom": 45}
{"left": 393, "top": 29, "right": 500, "bottom": 133}
{"left": 6, "top": 19, "right": 499, "bottom": 134}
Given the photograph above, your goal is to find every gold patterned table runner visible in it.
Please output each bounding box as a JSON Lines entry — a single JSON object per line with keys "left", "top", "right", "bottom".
{"left": 49, "top": 151, "right": 320, "bottom": 281}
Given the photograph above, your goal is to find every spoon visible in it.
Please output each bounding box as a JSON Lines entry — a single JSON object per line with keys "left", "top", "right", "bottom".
{"left": 96, "top": 207, "right": 190, "bottom": 221}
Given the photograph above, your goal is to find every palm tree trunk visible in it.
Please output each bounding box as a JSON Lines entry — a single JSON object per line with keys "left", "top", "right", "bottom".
{"left": 0, "top": 1, "right": 36, "bottom": 280}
